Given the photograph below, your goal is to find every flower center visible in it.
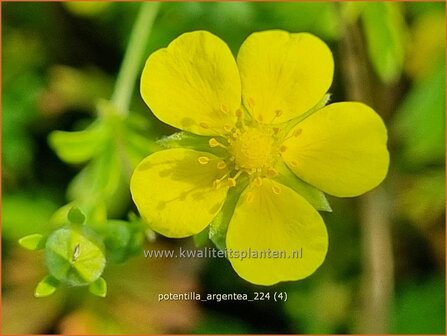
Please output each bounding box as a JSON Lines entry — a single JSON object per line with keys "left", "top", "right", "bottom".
{"left": 230, "top": 128, "right": 274, "bottom": 170}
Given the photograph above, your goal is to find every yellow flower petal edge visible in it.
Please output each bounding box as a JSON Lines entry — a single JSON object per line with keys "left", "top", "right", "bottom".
{"left": 141, "top": 31, "right": 241, "bottom": 136}
{"left": 237, "top": 30, "right": 334, "bottom": 124}
{"left": 226, "top": 179, "right": 328, "bottom": 286}
{"left": 130, "top": 148, "right": 229, "bottom": 238}
{"left": 282, "top": 102, "right": 389, "bottom": 197}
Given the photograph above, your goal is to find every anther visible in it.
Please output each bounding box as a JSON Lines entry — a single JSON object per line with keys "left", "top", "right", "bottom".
{"left": 293, "top": 128, "right": 302, "bottom": 137}
{"left": 217, "top": 161, "right": 227, "bottom": 170}
{"left": 209, "top": 138, "right": 227, "bottom": 149}
{"left": 254, "top": 176, "right": 263, "bottom": 187}
{"left": 236, "top": 109, "right": 243, "bottom": 118}
{"left": 227, "top": 178, "right": 237, "bottom": 187}
{"left": 272, "top": 185, "right": 281, "bottom": 194}
{"left": 272, "top": 127, "right": 280, "bottom": 135}
{"left": 224, "top": 124, "right": 233, "bottom": 133}
{"left": 200, "top": 122, "right": 209, "bottom": 129}
{"left": 289, "top": 160, "right": 298, "bottom": 167}
{"left": 198, "top": 156, "right": 210, "bottom": 165}
{"left": 275, "top": 110, "right": 282, "bottom": 117}
{"left": 280, "top": 145, "right": 287, "bottom": 152}
{"left": 266, "top": 168, "right": 279, "bottom": 178}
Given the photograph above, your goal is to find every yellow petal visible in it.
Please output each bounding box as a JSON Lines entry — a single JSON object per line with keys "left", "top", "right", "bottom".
{"left": 237, "top": 30, "right": 333, "bottom": 124}
{"left": 282, "top": 102, "right": 389, "bottom": 197}
{"left": 226, "top": 179, "right": 328, "bottom": 285}
{"left": 141, "top": 31, "right": 240, "bottom": 136}
{"left": 130, "top": 149, "right": 229, "bottom": 238}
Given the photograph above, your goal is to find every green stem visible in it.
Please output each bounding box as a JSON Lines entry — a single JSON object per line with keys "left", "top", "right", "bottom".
{"left": 111, "top": 2, "right": 160, "bottom": 115}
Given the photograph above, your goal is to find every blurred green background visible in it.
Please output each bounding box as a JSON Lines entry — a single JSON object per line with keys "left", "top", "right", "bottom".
{"left": 2, "top": 1, "right": 445, "bottom": 334}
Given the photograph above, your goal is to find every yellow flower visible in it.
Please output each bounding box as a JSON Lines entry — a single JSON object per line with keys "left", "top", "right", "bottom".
{"left": 131, "top": 30, "right": 389, "bottom": 285}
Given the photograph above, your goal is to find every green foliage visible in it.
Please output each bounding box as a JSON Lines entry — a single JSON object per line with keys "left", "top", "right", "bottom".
{"left": 18, "top": 234, "right": 45, "bottom": 251}
{"left": 49, "top": 123, "right": 108, "bottom": 165}
{"left": 34, "top": 276, "right": 59, "bottom": 298}
{"left": 391, "top": 276, "right": 445, "bottom": 334}
{"left": 49, "top": 99, "right": 157, "bottom": 218}
{"left": 264, "top": 2, "right": 340, "bottom": 40}
{"left": 361, "top": 2, "right": 408, "bottom": 83}
{"left": 2, "top": 192, "right": 58, "bottom": 240}
{"left": 394, "top": 62, "right": 445, "bottom": 167}
{"left": 88, "top": 277, "right": 108, "bottom": 298}
{"left": 101, "top": 219, "right": 144, "bottom": 263}
{"left": 67, "top": 207, "right": 86, "bottom": 225}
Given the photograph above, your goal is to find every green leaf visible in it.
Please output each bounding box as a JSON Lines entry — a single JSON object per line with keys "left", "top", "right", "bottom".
{"left": 101, "top": 220, "right": 144, "bottom": 263}
{"left": 18, "top": 233, "right": 45, "bottom": 250}
{"left": 2, "top": 192, "right": 57, "bottom": 240}
{"left": 362, "top": 2, "right": 408, "bottom": 83}
{"left": 48, "top": 122, "right": 107, "bottom": 164}
{"left": 88, "top": 277, "right": 107, "bottom": 297}
{"left": 67, "top": 206, "right": 86, "bottom": 225}
{"left": 157, "top": 131, "right": 227, "bottom": 157}
{"left": 67, "top": 144, "right": 127, "bottom": 215}
{"left": 266, "top": 2, "right": 341, "bottom": 41}
{"left": 34, "top": 275, "right": 59, "bottom": 298}
{"left": 209, "top": 175, "right": 249, "bottom": 250}
{"left": 394, "top": 62, "right": 445, "bottom": 166}
{"left": 391, "top": 276, "right": 445, "bottom": 333}
{"left": 274, "top": 161, "right": 332, "bottom": 212}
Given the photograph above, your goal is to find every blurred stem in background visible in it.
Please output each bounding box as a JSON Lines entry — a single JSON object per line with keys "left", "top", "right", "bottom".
{"left": 339, "top": 5, "right": 395, "bottom": 333}
{"left": 111, "top": 2, "right": 160, "bottom": 115}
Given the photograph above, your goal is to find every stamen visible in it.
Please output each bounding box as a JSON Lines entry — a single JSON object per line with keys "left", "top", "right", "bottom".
{"left": 266, "top": 168, "right": 278, "bottom": 178}
{"left": 289, "top": 160, "right": 298, "bottom": 167}
{"left": 236, "top": 109, "right": 243, "bottom": 118}
{"left": 209, "top": 138, "right": 227, "bottom": 149}
{"left": 247, "top": 168, "right": 257, "bottom": 175}
{"left": 272, "top": 185, "right": 281, "bottom": 194}
{"left": 217, "top": 161, "right": 227, "bottom": 170}
{"left": 272, "top": 127, "right": 280, "bottom": 135}
{"left": 227, "top": 178, "right": 237, "bottom": 187}
{"left": 198, "top": 156, "right": 210, "bottom": 165}
{"left": 280, "top": 145, "right": 287, "bottom": 152}
{"left": 282, "top": 128, "right": 303, "bottom": 143}
{"left": 269, "top": 109, "right": 283, "bottom": 124}
{"left": 200, "top": 122, "right": 209, "bottom": 129}
{"left": 213, "top": 173, "right": 229, "bottom": 189}
{"left": 231, "top": 129, "right": 241, "bottom": 138}
{"left": 223, "top": 124, "right": 233, "bottom": 133}
{"left": 293, "top": 128, "right": 302, "bottom": 137}
{"left": 232, "top": 170, "right": 243, "bottom": 181}
{"left": 254, "top": 176, "right": 263, "bottom": 187}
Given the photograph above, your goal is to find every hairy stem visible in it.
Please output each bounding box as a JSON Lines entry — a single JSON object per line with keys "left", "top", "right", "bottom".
{"left": 111, "top": 2, "right": 160, "bottom": 115}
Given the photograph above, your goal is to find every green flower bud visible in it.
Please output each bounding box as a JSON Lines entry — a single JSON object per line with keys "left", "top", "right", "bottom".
{"left": 45, "top": 226, "right": 106, "bottom": 286}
